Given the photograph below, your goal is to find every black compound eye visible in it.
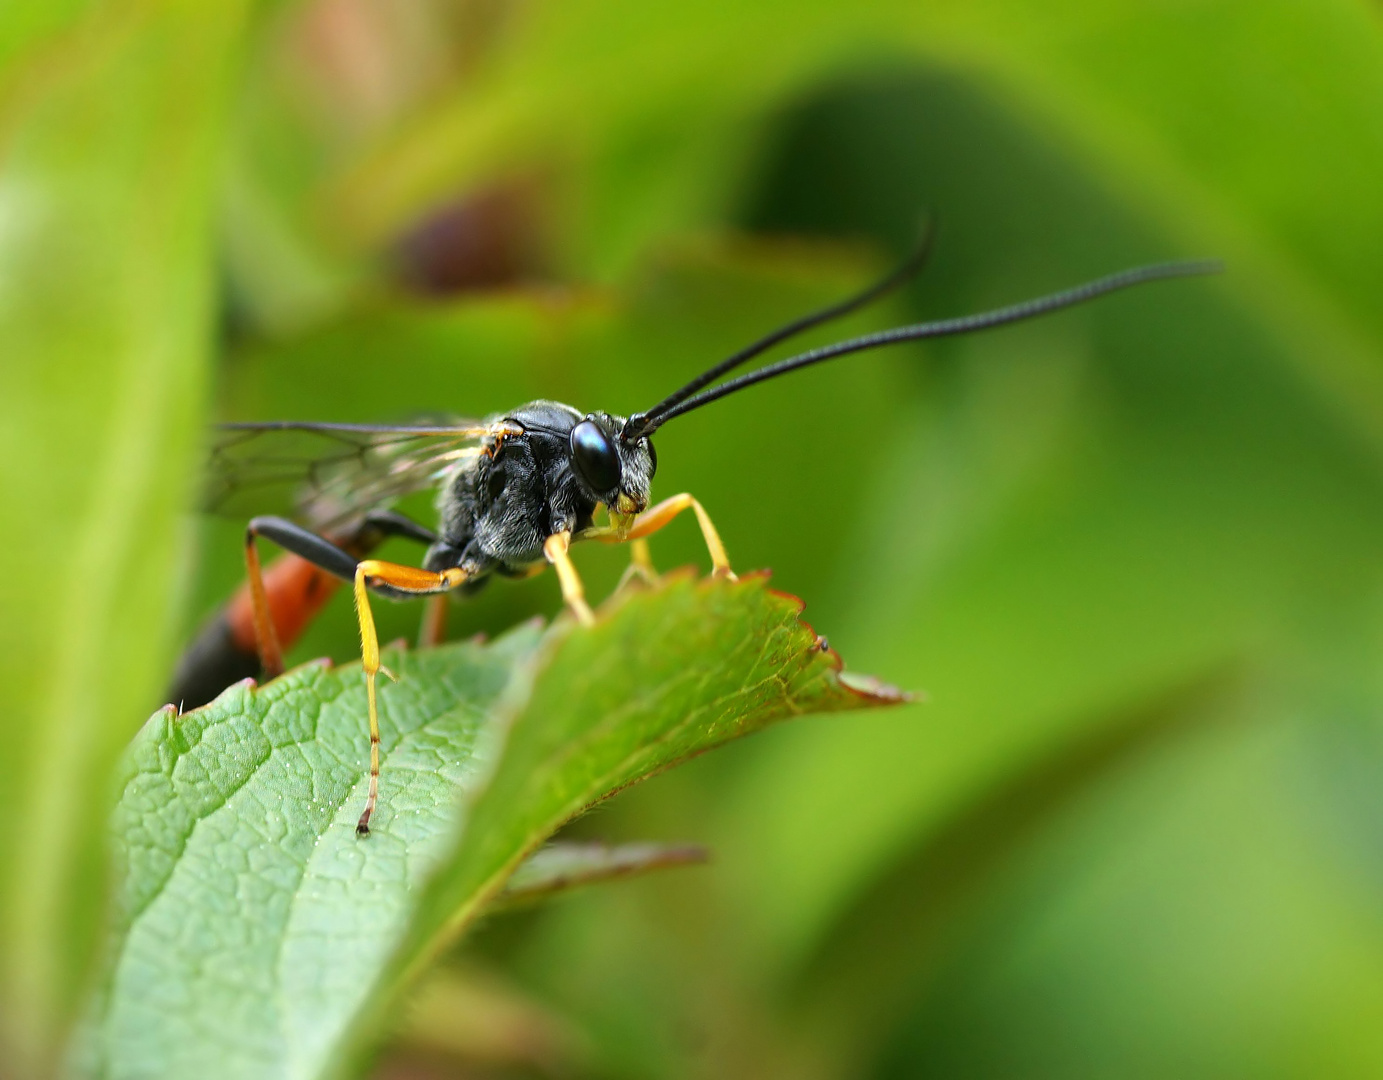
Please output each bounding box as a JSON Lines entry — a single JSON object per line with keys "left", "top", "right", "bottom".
{"left": 570, "top": 419, "right": 621, "bottom": 493}
{"left": 646, "top": 438, "right": 657, "bottom": 478}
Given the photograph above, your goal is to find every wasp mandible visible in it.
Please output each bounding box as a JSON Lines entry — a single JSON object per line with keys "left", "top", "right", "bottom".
{"left": 197, "top": 230, "right": 1219, "bottom": 835}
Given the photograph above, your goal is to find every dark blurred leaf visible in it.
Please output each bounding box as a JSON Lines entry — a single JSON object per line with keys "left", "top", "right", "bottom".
{"left": 792, "top": 666, "right": 1243, "bottom": 1072}
{"left": 498, "top": 841, "right": 709, "bottom": 907}
{"left": 397, "top": 964, "right": 593, "bottom": 1076}
{"left": 83, "top": 575, "right": 895, "bottom": 1078}
{"left": 0, "top": 1, "right": 248, "bottom": 1071}
{"left": 861, "top": 682, "right": 1383, "bottom": 1080}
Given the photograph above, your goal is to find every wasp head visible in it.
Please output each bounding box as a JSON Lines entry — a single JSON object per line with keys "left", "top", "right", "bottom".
{"left": 568, "top": 412, "right": 656, "bottom": 524}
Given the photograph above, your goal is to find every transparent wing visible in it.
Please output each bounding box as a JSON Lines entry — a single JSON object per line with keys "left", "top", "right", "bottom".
{"left": 204, "top": 420, "right": 490, "bottom": 533}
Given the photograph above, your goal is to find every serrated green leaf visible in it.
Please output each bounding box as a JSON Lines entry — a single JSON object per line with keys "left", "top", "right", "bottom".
{"left": 82, "top": 574, "right": 895, "bottom": 1078}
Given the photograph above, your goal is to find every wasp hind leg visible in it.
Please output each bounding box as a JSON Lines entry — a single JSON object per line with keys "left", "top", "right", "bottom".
{"left": 244, "top": 517, "right": 469, "bottom": 836}
{"left": 242, "top": 511, "right": 441, "bottom": 675}
{"left": 353, "top": 559, "right": 468, "bottom": 835}
{"left": 243, "top": 517, "right": 363, "bottom": 677}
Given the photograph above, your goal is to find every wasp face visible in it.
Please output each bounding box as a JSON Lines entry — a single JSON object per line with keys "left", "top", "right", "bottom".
{"left": 569, "top": 412, "right": 656, "bottom": 518}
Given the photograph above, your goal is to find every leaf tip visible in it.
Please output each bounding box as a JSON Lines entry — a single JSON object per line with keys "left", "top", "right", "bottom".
{"left": 758, "top": 581, "right": 910, "bottom": 708}
{"left": 620, "top": 569, "right": 910, "bottom": 710}
{"left": 837, "top": 670, "right": 914, "bottom": 704}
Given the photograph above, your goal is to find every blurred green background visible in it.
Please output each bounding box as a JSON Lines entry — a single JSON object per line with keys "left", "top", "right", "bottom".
{"left": 4, "top": 0, "right": 1383, "bottom": 1076}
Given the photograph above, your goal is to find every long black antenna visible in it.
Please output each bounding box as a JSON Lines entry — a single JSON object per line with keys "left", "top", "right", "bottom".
{"left": 634, "top": 259, "right": 1221, "bottom": 435}
{"left": 621, "top": 222, "right": 937, "bottom": 442}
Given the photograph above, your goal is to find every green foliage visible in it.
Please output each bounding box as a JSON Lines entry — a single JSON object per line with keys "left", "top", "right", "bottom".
{"left": 2, "top": 0, "right": 1382, "bottom": 1076}
{"left": 0, "top": 1, "right": 248, "bottom": 1071}
{"left": 81, "top": 576, "right": 891, "bottom": 1078}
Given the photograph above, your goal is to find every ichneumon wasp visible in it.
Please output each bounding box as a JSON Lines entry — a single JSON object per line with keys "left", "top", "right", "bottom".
{"left": 186, "top": 229, "right": 1219, "bottom": 835}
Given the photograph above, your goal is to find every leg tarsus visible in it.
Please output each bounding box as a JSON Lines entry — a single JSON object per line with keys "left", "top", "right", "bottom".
{"left": 353, "top": 564, "right": 383, "bottom": 836}
{"left": 355, "top": 665, "right": 379, "bottom": 837}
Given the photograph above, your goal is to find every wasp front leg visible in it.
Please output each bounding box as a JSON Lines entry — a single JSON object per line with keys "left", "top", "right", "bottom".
{"left": 614, "top": 538, "right": 659, "bottom": 592}
{"left": 595, "top": 494, "right": 735, "bottom": 580}
{"left": 544, "top": 530, "right": 596, "bottom": 626}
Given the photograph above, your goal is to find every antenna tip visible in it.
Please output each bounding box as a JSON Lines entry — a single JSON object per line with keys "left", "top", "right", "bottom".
{"left": 1178, "top": 257, "right": 1225, "bottom": 275}
{"left": 1149, "top": 257, "right": 1225, "bottom": 280}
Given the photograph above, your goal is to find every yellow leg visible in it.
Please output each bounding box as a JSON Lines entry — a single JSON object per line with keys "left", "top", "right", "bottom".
{"left": 543, "top": 530, "right": 596, "bottom": 626}
{"left": 353, "top": 559, "right": 467, "bottom": 836}
{"left": 615, "top": 537, "right": 659, "bottom": 591}
{"left": 596, "top": 493, "right": 735, "bottom": 579}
